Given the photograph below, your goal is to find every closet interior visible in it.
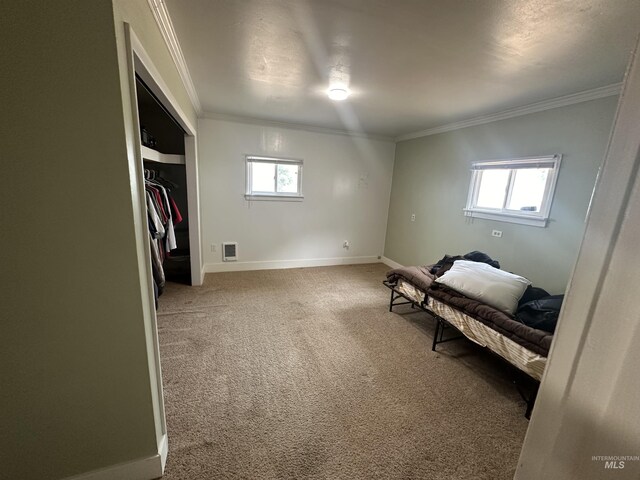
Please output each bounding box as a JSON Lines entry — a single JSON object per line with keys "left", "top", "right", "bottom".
{"left": 136, "top": 76, "right": 192, "bottom": 305}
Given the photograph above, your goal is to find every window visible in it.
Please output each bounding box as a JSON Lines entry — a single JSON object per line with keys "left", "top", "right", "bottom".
{"left": 245, "top": 155, "right": 303, "bottom": 201}
{"left": 464, "top": 155, "right": 561, "bottom": 227}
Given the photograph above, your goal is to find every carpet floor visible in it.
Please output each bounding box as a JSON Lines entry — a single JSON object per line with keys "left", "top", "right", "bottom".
{"left": 157, "top": 263, "right": 529, "bottom": 479}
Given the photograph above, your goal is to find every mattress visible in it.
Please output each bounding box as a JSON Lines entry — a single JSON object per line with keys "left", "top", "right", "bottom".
{"left": 427, "top": 285, "right": 553, "bottom": 356}
{"left": 428, "top": 297, "right": 547, "bottom": 381}
{"left": 397, "top": 279, "right": 426, "bottom": 304}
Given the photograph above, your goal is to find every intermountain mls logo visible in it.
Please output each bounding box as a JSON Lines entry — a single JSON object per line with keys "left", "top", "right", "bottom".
{"left": 592, "top": 455, "right": 640, "bottom": 469}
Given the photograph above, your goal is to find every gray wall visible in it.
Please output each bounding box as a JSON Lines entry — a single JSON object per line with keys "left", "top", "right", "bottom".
{"left": 0, "top": 0, "right": 196, "bottom": 478}
{"left": 384, "top": 96, "right": 618, "bottom": 293}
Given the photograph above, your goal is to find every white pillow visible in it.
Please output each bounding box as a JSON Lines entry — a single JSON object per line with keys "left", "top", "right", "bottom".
{"left": 434, "top": 260, "right": 530, "bottom": 315}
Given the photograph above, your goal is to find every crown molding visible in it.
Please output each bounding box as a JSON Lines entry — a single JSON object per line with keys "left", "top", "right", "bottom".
{"left": 147, "top": 0, "right": 202, "bottom": 114}
{"left": 395, "top": 83, "right": 622, "bottom": 142}
{"left": 201, "top": 111, "right": 395, "bottom": 142}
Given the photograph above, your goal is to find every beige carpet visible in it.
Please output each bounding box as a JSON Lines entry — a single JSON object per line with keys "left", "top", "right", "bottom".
{"left": 157, "top": 263, "right": 530, "bottom": 480}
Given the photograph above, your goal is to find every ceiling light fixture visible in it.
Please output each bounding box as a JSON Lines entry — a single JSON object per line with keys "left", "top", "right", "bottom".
{"left": 328, "top": 87, "right": 350, "bottom": 101}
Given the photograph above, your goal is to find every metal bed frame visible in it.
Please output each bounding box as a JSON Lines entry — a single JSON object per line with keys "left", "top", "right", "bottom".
{"left": 383, "top": 279, "right": 539, "bottom": 419}
{"left": 383, "top": 279, "right": 464, "bottom": 350}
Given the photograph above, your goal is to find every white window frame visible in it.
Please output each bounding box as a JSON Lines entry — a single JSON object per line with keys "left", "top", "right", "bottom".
{"left": 245, "top": 155, "right": 304, "bottom": 201}
{"left": 464, "top": 155, "right": 562, "bottom": 227}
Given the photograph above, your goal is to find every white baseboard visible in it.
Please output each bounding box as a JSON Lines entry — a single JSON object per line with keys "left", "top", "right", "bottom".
{"left": 64, "top": 434, "right": 166, "bottom": 480}
{"left": 159, "top": 433, "right": 168, "bottom": 471}
{"left": 203, "top": 255, "right": 381, "bottom": 273}
{"left": 381, "top": 256, "right": 403, "bottom": 269}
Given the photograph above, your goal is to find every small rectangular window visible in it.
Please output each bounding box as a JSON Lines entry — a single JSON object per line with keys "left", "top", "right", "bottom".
{"left": 464, "top": 155, "right": 561, "bottom": 227}
{"left": 245, "top": 155, "right": 303, "bottom": 201}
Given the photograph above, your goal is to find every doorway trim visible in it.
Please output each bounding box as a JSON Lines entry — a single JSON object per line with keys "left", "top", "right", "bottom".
{"left": 120, "top": 22, "right": 203, "bottom": 476}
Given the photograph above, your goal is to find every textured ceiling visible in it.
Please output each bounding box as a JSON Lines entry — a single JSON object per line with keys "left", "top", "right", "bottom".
{"left": 165, "top": 0, "right": 640, "bottom": 137}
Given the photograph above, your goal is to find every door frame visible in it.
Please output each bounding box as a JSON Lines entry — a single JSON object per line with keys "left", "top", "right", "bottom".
{"left": 516, "top": 38, "right": 640, "bottom": 478}
{"left": 121, "top": 23, "right": 203, "bottom": 473}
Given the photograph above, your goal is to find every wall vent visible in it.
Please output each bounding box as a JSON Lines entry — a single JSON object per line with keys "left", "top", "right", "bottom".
{"left": 222, "top": 242, "right": 238, "bottom": 262}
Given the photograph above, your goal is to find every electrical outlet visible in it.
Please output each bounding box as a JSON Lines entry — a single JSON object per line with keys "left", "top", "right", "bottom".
{"left": 343, "top": 240, "right": 350, "bottom": 249}
{"left": 211, "top": 244, "right": 217, "bottom": 252}
{"left": 410, "top": 213, "right": 416, "bottom": 222}
{"left": 492, "top": 230, "right": 503, "bottom": 238}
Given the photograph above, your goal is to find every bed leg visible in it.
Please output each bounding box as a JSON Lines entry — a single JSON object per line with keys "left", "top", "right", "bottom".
{"left": 432, "top": 319, "right": 440, "bottom": 351}
{"left": 389, "top": 288, "right": 395, "bottom": 312}
{"left": 525, "top": 383, "right": 540, "bottom": 419}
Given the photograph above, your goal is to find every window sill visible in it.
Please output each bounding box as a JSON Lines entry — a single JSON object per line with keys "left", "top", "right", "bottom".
{"left": 463, "top": 209, "right": 548, "bottom": 227}
{"left": 245, "top": 194, "right": 304, "bottom": 202}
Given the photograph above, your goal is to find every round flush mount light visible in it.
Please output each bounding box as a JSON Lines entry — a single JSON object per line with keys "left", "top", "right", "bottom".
{"left": 327, "top": 87, "right": 350, "bottom": 101}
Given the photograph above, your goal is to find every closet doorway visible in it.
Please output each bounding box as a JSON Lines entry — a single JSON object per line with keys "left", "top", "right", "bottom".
{"left": 137, "top": 75, "right": 191, "bottom": 292}
{"left": 128, "top": 31, "right": 202, "bottom": 289}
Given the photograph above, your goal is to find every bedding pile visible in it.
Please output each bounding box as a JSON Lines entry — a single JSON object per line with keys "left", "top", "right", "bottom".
{"left": 385, "top": 252, "right": 562, "bottom": 359}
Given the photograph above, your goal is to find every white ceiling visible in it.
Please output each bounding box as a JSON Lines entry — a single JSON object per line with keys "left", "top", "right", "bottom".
{"left": 165, "top": 0, "right": 640, "bottom": 138}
